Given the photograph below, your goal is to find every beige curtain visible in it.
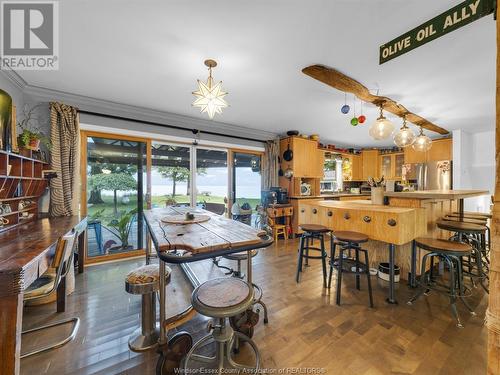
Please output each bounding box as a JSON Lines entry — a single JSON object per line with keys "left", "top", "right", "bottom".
{"left": 262, "top": 139, "right": 280, "bottom": 189}
{"left": 49, "top": 102, "right": 80, "bottom": 216}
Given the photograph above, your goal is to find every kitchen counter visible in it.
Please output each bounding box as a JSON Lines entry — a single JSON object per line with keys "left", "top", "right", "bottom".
{"left": 289, "top": 193, "right": 370, "bottom": 199}
{"left": 384, "top": 189, "right": 489, "bottom": 200}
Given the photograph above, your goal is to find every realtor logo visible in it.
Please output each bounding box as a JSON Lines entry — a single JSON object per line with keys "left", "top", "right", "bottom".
{"left": 1, "top": 1, "right": 59, "bottom": 70}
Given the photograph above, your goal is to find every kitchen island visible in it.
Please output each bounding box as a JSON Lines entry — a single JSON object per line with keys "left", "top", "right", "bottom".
{"left": 298, "top": 189, "right": 490, "bottom": 303}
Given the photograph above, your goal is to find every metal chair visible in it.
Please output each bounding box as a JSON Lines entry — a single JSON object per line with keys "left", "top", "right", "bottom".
{"left": 21, "top": 232, "right": 80, "bottom": 358}
{"left": 213, "top": 250, "right": 269, "bottom": 324}
{"left": 125, "top": 264, "right": 172, "bottom": 352}
{"left": 183, "top": 278, "right": 260, "bottom": 371}
{"left": 407, "top": 237, "right": 475, "bottom": 328}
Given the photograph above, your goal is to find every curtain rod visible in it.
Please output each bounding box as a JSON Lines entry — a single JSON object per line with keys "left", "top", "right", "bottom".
{"left": 78, "top": 110, "right": 267, "bottom": 144}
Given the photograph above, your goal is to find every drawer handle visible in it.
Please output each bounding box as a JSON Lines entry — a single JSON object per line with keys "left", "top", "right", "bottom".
{"left": 301, "top": 209, "right": 305, "bottom": 213}
{"left": 312, "top": 209, "right": 317, "bottom": 214}
{"left": 388, "top": 219, "right": 397, "bottom": 227}
{"left": 363, "top": 216, "right": 371, "bottom": 223}
{"left": 327, "top": 211, "right": 333, "bottom": 217}
{"left": 344, "top": 213, "right": 350, "bottom": 220}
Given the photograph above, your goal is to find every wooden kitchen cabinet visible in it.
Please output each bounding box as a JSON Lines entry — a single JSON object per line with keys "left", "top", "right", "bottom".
{"left": 427, "top": 138, "right": 452, "bottom": 161}
{"left": 380, "top": 152, "right": 404, "bottom": 180}
{"left": 361, "top": 150, "right": 379, "bottom": 180}
{"left": 404, "top": 138, "right": 452, "bottom": 164}
{"left": 279, "top": 136, "right": 324, "bottom": 178}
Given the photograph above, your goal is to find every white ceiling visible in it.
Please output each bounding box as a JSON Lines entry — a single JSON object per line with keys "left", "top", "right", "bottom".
{"left": 18, "top": 0, "right": 496, "bottom": 147}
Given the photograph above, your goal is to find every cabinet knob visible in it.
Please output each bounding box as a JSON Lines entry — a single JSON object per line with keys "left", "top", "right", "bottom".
{"left": 301, "top": 209, "right": 305, "bottom": 213}
{"left": 343, "top": 212, "right": 350, "bottom": 220}
{"left": 327, "top": 211, "right": 333, "bottom": 217}
{"left": 312, "top": 209, "right": 317, "bottom": 214}
{"left": 388, "top": 219, "right": 397, "bottom": 227}
{"left": 363, "top": 216, "right": 371, "bottom": 223}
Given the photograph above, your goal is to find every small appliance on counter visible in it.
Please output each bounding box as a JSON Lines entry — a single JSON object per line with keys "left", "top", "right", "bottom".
{"left": 261, "top": 190, "right": 277, "bottom": 207}
{"left": 349, "top": 187, "right": 360, "bottom": 194}
{"left": 300, "top": 182, "right": 311, "bottom": 196}
{"left": 270, "top": 186, "right": 289, "bottom": 204}
{"left": 320, "top": 180, "right": 336, "bottom": 194}
{"left": 360, "top": 183, "right": 371, "bottom": 194}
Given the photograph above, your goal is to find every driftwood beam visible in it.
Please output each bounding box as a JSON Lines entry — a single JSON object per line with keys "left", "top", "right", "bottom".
{"left": 302, "top": 64, "right": 449, "bottom": 135}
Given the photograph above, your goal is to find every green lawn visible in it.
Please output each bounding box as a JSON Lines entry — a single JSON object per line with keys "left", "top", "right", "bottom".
{"left": 87, "top": 194, "right": 261, "bottom": 221}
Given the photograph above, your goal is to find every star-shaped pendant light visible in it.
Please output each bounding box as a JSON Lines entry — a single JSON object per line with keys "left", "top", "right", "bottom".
{"left": 192, "top": 59, "right": 228, "bottom": 119}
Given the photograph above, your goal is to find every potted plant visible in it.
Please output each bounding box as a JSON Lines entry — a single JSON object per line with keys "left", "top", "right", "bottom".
{"left": 17, "top": 104, "right": 50, "bottom": 153}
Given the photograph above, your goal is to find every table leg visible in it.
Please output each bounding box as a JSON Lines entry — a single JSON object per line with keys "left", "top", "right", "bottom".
{"left": 77, "top": 230, "right": 86, "bottom": 274}
{"left": 0, "top": 293, "right": 23, "bottom": 375}
{"left": 458, "top": 199, "right": 464, "bottom": 221}
{"left": 158, "top": 260, "right": 167, "bottom": 346}
{"left": 247, "top": 250, "right": 253, "bottom": 285}
{"left": 145, "top": 231, "right": 151, "bottom": 265}
{"left": 386, "top": 244, "right": 398, "bottom": 304}
{"left": 410, "top": 240, "right": 417, "bottom": 288}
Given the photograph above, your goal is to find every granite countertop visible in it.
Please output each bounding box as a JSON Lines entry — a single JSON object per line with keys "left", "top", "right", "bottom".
{"left": 289, "top": 193, "right": 371, "bottom": 199}
{"left": 384, "top": 190, "right": 489, "bottom": 200}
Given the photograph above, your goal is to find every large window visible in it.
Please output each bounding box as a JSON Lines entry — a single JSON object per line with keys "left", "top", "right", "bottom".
{"left": 196, "top": 148, "right": 228, "bottom": 214}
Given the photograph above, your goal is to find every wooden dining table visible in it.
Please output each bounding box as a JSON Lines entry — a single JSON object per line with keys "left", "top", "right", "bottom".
{"left": 0, "top": 216, "right": 87, "bottom": 375}
{"left": 143, "top": 206, "right": 272, "bottom": 373}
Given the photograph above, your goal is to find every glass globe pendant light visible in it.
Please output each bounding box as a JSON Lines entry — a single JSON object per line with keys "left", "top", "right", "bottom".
{"left": 369, "top": 104, "right": 394, "bottom": 140}
{"left": 393, "top": 115, "right": 415, "bottom": 147}
{"left": 413, "top": 126, "right": 432, "bottom": 152}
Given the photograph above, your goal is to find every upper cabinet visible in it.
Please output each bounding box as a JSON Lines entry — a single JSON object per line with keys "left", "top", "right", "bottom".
{"left": 341, "top": 154, "right": 362, "bottom": 181}
{"left": 404, "top": 138, "right": 452, "bottom": 164}
{"left": 379, "top": 152, "right": 404, "bottom": 180}
{"left": 279, "top": 137, "right": 324, "bottom": 178}
{"left": 362, "top": 150, "right": 380, "bottom": 180}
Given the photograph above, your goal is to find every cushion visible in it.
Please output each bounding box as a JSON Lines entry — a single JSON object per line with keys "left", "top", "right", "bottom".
{"left": 126, "top": 264, "right": 171, "bottom": 285}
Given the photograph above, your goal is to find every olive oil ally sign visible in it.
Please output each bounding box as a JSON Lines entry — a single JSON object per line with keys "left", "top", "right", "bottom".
{"left": 379, "top": 0, "right": 496, "bottom": 64}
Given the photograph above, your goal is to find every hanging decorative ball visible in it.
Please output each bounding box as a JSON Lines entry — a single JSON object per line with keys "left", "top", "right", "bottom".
{"left": 358, "top": 115, "right": 366, "bottom": 124}
{"left": 341, "top": 104, "right": 350, "bottom": 114}
{"left": 350, "top": 117, "right": 359, "bottom": 126}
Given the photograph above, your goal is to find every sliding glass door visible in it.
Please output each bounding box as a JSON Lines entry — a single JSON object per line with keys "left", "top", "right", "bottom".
{"left": 83, "top": 134, "right": 147, "bottom": 260}
{"left": 232, "top": 152, "right": 262, "bottom": 226}
{"left": 196, "top": 148, "right": 228, "bottom": 215}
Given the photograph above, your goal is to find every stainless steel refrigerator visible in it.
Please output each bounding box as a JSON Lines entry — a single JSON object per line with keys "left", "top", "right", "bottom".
{"left": 408, "top": 160, "right": 452, "bottom": 190}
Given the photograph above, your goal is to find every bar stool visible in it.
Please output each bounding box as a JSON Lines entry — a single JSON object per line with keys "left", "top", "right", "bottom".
{"left": 407, "top": 237, "right": 475, "bottom": 328}
{"left": 437, "top": 219, "right": 489, "bottom": 292}
{"left": 183, "top": 278, "right": 260, "bottom": 371}
{"left": 451, "top": 211, "right": 492, "bottom": 219}
{"left": 445, "top": 213, "right": 491, "bottom": 251}
{"left": 296, "top": 224, "right": 330, "bottom": 287}
{"left": 125, "top": 264, "right": 172, "bottom": 352}
{"left": 328, "top": 231, "right": 373, "bottom": 307}
{"left": 216, "top": 250, "right": 269, "bottom": 324}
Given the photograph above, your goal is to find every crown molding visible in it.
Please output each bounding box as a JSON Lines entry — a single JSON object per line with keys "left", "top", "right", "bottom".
{"left": 22, "top": 84, "right": 276, "bottom": 141}
{"left": 0, "top": 68, "right": 28, "bottom": 90}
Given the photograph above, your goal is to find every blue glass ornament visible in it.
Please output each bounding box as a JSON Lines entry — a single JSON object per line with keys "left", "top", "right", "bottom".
{"left": 341, "top": 104, "right": 350, "bottom": 114}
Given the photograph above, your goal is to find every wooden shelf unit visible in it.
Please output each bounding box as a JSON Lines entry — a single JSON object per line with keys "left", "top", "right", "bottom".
{"left": 0, "top": 150, "right": 50, "bottom": 233}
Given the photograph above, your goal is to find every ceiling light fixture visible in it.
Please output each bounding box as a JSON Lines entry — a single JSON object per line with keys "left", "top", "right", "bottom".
{"left": 393, "top": 115, "right": 416, "bottom": 147}
{"left": 192, "top": 59, "right": 228, "bottom": 119}
{"left": 369, "top": 103, "right": 394, "bottom": 140}
{"left": 413, "top": 126, "right": 432, "bottom": 152}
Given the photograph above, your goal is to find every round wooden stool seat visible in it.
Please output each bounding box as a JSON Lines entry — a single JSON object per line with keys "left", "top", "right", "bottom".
{"left": 452, "top": 211, "right": 492, "bottom": 219}
{"left": 332, "top": 231, "right": 369, "bottom": 244}
{"left": 223, "top": 249, "right": 258, "bottom": 261}
{"left": 192, "top": 278, "right": 254, "bottom": 318}
{"left": 415, "top": 237, "right": 472, "bottom": 255}
{"left": 299, "top": 224, "right": 330, "bottom": 233}
{"left": 443, "top": 216, "right": 487, "bottom": 225}
{"left": 125, "top": 264, "right": 171, "bottom": 294}
{"left": 437, "top": 220, "right": 487, "bottom": 234}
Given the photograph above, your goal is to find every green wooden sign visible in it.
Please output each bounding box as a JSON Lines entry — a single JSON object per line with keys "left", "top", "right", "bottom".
{"left": 380, "top": 0, "right": 496, "bottom": 64}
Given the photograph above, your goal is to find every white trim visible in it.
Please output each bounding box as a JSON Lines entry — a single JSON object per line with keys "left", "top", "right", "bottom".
{"left": 80, "top": 122, "right": 265, "bottom": 152}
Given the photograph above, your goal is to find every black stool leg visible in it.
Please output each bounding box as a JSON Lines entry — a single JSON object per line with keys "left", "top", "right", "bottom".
{"left": 320, "top": 234, "right": 327, "bottom": 288}
{"left": 355, "top": 246, "right": 360, "bottom": 291}
{"left": 328, "top": 240, "right": 337, "bottom": 289}
{"left": 408, "top": 253, "right": 431, "bottom": 305}
{"left": 445, "top": 256, "right": 462, "bottom": 328}
{"left": 336, "top": 248, "right": 344, "bottom": 305}
{"left": 456, "top": 256, "right": 476, "bottom": 316}
{"left": 363, "top": 249, "right": 374, "bottom": 308}
{"left": 296, "top": 235, "right": 305, "bottom": 283}
{"left": 305, "top": 236, "right": 310, "bottom": 267}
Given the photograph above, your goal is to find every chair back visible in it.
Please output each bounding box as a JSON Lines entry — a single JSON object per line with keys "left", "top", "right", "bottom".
{"left": 51, "top": 230, "right": 78, "bottom": 285}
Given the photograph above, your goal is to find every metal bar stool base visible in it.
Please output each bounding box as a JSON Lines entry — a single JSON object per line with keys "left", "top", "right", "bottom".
{"left": 129, "top": 325, "right": 160, "bottom": 352}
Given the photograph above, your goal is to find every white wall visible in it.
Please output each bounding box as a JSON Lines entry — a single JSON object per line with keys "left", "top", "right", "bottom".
{"left": 453, "top": 129, "right": 495, "bottom": 212}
